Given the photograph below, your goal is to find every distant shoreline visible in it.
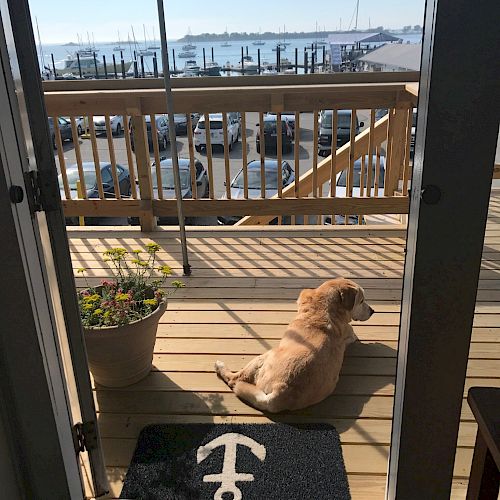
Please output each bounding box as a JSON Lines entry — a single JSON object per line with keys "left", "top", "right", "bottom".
{"left": 177, "top": 28, "right": 422, "bottom": 43}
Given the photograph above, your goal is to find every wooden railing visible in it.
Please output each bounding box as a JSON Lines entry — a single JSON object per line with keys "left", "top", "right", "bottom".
{"left": 43, "top": 73, "right": 418, "bottom": 229}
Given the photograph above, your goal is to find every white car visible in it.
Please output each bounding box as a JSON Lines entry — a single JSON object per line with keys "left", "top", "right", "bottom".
{"left": 194, "top": 113, "right": 241, "bottom": 152}
{"left": 92, "top": 115, "right": 124, "bottom": 136}
{"left": 323, "top": 155, "right": 386, "bottom": 225}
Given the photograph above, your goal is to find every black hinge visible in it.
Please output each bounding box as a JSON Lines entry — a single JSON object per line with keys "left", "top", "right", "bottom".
{"left": 73, "top": 421, "right": 98, "bottom": 454}
{"left": 24, "top": 170, "right": 42, "bottom": 213}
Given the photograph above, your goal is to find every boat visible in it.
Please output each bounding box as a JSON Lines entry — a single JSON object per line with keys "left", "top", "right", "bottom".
{"left": 200, "top": 61, "right": 221, "bottom": 76}
{"left": 113, "top": 30, "right": 125, "bottom": 51}
{"left": 138, "top": 25, "right": 154, "bottom": 56}
{"left": 182, "top": 28, "right": 197, "bottom": 51}
{"left": 252, "top": 28, "right": 265, "bottom": 45}
{"left": 54, "top": 53, "right": 132, "bottom": 77}
{"left": 242, "top": 55, "right": 258, "bottom": 73}
{"left": 147, "top": 27, "right": 160, "bottom": 50}
{"left": 183, "top": 59, "right": 200, "bottom": 77}
{"left": 272, "top": 43, "right": 287, "bottom": 52}
{"left": 178, "top": 51, "right": 196, "bottom": 58}
{"left": 221, "top": 27, "right": 231, "bottom": 47}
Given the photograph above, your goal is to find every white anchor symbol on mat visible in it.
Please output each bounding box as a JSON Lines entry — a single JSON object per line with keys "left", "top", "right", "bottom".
{"left": 197, "top": 433, "right": 266, "bottom": 500}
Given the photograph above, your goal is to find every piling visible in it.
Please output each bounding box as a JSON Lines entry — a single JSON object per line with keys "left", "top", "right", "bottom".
{"left": 76, "top": 53, "right": 82, "bottom": 78}
{"left": 257, "top": 49, "right": 261, "bottom": 75}
{"left": 211, "top": 46, "right": 214, "bottom": 62}
{"left": 93, "top": 52, "right": 99, "bottom": 79}
{"left": 153, "top": 53, "right": 158, "bottom": 77}
{"left": 295, "top": 47, "right": 298, "bottom": 74}
{"left": 103, "top": 55, "right": 108, "bottom": 78}
{"left": 172, "top": 48, "right": 176, "bottom": 72}
{"left": 133, "top": 60, "right": 138, "bottom": 78}
{"left": 276, "top": 46, "right": 280, "bottom": 73}
{"left": 50, "top": 53, "right": 57, "bottom": 79}
{"left": 121, "top": 56, "right": 126, "bottom": 78}
{"left": 241, "top": 46, "right": 245, "bottom": 75}
{"left": 304, "top": 49, "right": 308, "bottom": 74}
{"left": 203, "top": 47, "right": 206, "bottom": 71}
{"left": 112, "top": 54, "right": 118, "bottom": 78}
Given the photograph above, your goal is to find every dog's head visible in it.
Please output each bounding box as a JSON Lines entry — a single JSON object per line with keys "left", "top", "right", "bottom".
{"left": 298, "top": 278, "right": 374, "bottom": 322}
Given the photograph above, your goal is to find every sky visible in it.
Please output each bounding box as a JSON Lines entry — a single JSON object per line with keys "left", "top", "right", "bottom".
{"left": 28, "top": 0, "right": 425, "bottom": 44}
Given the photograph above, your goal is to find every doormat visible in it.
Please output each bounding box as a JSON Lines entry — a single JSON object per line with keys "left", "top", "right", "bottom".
{"left": 120, "top": 423, "right": 350, "bottom": 500}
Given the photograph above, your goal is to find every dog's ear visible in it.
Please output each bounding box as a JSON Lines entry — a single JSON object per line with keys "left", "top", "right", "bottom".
{"left": 340, "top": 285, "right": 358, "bottom": 310}
{"left": 297, "top": 288, "right": 315, "bottom": 307}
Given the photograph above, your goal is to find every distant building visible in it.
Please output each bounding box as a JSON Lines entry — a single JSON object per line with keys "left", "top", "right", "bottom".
{"left": 356, "top": 43, "right": 422, "bottom": 72}
{"left": 327, "top": 32, "right": 403, "bottom": 71}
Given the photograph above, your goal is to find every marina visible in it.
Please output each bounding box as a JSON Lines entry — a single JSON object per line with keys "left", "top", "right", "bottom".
{"left": 40, "top": 31, "right": 421, "bottom": 80}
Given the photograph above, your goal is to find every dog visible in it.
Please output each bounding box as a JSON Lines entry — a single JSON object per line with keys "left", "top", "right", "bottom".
{"left": 215, "top": 278, "right": 374, "bottom": 413}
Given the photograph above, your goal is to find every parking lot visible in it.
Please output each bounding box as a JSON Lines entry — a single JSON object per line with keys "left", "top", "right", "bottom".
{"left": 54, "top": 110, "right": 381, "bottom": 226}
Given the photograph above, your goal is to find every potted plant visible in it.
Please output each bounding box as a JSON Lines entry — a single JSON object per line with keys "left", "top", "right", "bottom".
{"left": 77, "top": 242, "right": 184, "bottom": 388}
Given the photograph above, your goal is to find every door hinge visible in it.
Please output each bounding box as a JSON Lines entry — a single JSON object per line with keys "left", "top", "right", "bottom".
{"left": 24, "top": 170, "right": 42, "bottom": 213}
{"left": 73, "top": 421, "right": 98, "bottom": 454}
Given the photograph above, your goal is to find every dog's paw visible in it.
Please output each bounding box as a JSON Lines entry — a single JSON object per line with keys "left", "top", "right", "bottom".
{"left": 214, "top": 360, "right": 225, "bottom": 374}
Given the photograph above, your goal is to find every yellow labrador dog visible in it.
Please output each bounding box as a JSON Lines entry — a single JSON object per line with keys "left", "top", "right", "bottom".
{"left": 215, "top": 278, "right": 373, "bottom": 413}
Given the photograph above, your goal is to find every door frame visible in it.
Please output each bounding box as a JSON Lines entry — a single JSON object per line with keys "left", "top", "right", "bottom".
{"left": 0, "top": 0, "right": 108, "bottom": 496}
{"left": 387, "top": 0, "right": 500, "bottom": 497}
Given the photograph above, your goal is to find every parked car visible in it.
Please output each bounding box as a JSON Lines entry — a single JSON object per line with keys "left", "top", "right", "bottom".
{"left": 58, "top": 162, "right": 131, "bottom": 224}
{"left": 166, "top": 114, "right": 190, "bottom": 134}
{"left": 323, "top": 155, "right": 386, "bottom": 225}
{"left": 375, "top": 108, "right": 417, "bottom": 158}
{"left": 62, "top": 116, "right": 85, "bottom": 135}
{"left": 317, "top": 109, "right": 364, "bottom": 156}
{"left": 218, "top": 159, "right": 295, "bottom": 225}
{"left": 48, "top": 117, "right": 73, "bottom": 149}
{"left": 256, "top": 114, "right": 294, "bottom": 154}
{"left": 128, "top": 157, "right": 209, "bottom": 226}
{"left": 130, "top": 114, "right": 169, "bottom": 152}
{"left": 194, "top": 112, "right": 240, "bottom": 152}
{"left": 265, "top": 111, "right": 296, "bottom": 137}
{"left": 92, "top": 115, "right": 124, "bottom": 136}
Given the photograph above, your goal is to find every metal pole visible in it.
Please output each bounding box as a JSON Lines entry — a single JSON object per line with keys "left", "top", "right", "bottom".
{"left": 51, "top": 53, "right": 57, "bottom": 79}
{"left": 103, "top": 55, "right": 108, "bottom": 79}
{"left": 257, "top": 48, "right": 261, "bottom": 75}
{"left": 156, "top": 0, "right": 191, "bottom": 275}
{"left": 211, "top": 46, "right": 214, "bottom": 62}
{"left": 76, "top": 52, "right": 82, "bottom": 79}
{"left": 93, "top": 52, "right": 99, "bottom": 79}
{"left": 241, "top": 46, "right": 245, "bottom": 75}
{"left": 153, "top": 53, "right": 158, "bottom": 77}
{"left": 295, "top": 47, "right": 298, "bottom": 74}
{"left": 203, "top": 47, "right": 206, "bottom": 72}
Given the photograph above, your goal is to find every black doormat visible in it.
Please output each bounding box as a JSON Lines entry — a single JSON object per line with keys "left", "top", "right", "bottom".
{"left": 120, "top": 423, "right": 350, "bottom": 500}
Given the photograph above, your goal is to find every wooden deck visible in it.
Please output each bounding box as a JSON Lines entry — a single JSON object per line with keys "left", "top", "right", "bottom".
{"left": 70, "top": 195, "right": 500, "bottom": 499}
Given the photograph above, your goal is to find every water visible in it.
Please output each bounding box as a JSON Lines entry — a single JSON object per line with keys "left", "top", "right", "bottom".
{"left": 38, "top": 33, "right": 422, "bottom": 76}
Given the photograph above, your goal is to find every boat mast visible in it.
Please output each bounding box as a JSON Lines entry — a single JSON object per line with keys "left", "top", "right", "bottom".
{"left": 355, "top": 0, "right": 360, "bottom": 31}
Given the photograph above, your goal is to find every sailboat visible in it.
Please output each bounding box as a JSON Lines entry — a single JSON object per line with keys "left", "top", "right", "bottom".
{"left": 221, "top": 27, "right": 231, "bottom": 47}
{"left": 252, "top": 27, "right": 265, "bottom": 46}
{"left": 138, "top": 25, "right": 153, "bottom": 56}
{"left": 113, "top": 30, "right": 124, "bottom": 51}
{"left": 147, "top": 27, "right": 160, "bottom": 50}
{"left": 282, "top": 24, "right": 291, "bottom": 46}
{"left": 182, "top": 27, "right": 197, "bottom": 51}
{"left": 272, "top": 27, "right": 286, "bottom": 51}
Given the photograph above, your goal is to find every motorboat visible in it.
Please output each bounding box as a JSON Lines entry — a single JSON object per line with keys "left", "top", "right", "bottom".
{"left": 178, "top": 50, "right": 196, "bottom": 58}
{"left": 183, "top": 59, "right": 200, "bottom": 77}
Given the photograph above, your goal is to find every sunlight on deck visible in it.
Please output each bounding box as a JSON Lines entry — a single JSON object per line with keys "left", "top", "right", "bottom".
{"left": 71, "top": 193, "right": 500, "bottom": 498}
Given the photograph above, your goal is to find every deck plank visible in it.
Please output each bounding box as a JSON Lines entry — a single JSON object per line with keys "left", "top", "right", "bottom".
{"left": 69, "top": 202, "right": 500, "bottom": 497}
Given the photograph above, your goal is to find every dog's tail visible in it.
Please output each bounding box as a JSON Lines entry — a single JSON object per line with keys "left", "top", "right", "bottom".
{"left": 233, "top": 381, "right": 284, "bottom": 413}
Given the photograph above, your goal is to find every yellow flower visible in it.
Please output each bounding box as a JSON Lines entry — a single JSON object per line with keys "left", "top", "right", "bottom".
{"left": 132, "top": 249, "right": 141, "bottom": 254}
{"left": 143, "top": 299, "right": 157, "bottom": 306}
{"left": 115, "top": 293, "right": 130, "bottom": 302}
{"left": 93, "top": 308, "right": 103, "bottom": 316}
{"left": 158, "top": 265, "right": 172, "bottom": 275}
{"left": 83, "top": 303, "right": 93, "bottom": 311}
{"left": 77, "top": 267, "right": 86, "bottom": 274}
{"left": 103, "top": 311, "right": 111, "bottom": 318}
{"left": 171, "top": 280, "right": 185, "bottom": 288}
{"left": 84, "top": 294, "right": 101, "bottom": 303}
{"left": 145, "top": 242, "right": 161, "bottom": 254}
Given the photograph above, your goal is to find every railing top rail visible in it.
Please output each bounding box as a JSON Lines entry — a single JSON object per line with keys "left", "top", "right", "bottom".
{"left": 42, "top": 71, "right": 420, "bottom": 93}
{"left": 44, "top": 82, "right": 417, "bottom": 116}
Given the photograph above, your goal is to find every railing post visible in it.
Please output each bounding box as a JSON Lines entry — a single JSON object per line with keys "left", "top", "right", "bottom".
{"left": 385, "top": 106, "right": 409, "bottom": 195}
{"left": 131, "top": 115, "right": 156, "bottom": 231}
